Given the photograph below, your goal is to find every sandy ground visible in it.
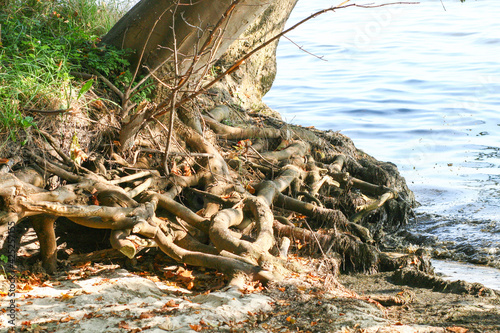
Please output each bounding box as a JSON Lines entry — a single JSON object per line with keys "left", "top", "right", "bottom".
{"left": 3, "top": 262, "right": 498, "bottom": 333}
{"left": 1, "top": 265, "right": 272, "bottom": 332}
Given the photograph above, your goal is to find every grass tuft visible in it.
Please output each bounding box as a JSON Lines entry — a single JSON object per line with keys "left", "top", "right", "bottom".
{"left": 0, "top": 0, "right": 133, "bottom": 142}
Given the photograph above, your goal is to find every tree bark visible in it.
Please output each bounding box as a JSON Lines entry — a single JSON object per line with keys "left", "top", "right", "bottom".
{"left": 101, "top": 0, "right": 273, "bottom": 78}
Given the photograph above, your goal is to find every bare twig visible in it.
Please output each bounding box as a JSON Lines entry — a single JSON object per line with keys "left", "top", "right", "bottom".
{"left": 162, "top": 1, "right": 181, "bottom": 175}
{"left": 23, "top": 107, "right": 74, "bottom": 115}
{"left": 153, "top": 2, "right": 418, "bottom": 118}
{"left": 283, "top": 35, "right": 327, "bottom": 61}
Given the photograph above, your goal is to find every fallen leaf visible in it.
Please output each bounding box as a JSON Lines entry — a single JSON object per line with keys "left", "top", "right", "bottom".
{"left": 146, "top": 275, "right": 160, "bottom": 283}
{"left": 171, "top": 167, "right": 182, "bottom": 176}
{"left": 90, "top": 194, "right": 99, "bottom": 206}
{"left": 177, "top": 268, "right": 194, "bottom": 281}
{"left": 20, "top": 284, "right": 33, "bottom": 292}
{"left": 70, "top": 133, "right": 88, "bottom": 165}
{"left": 163, "top": 299, "right": 179, "bottom": 308}
{"left": 189, "top": 324, "right": 203, "bottom": 331}
{"left": 246, "top": 184, "right": 255, "bottom": 194}
{"left": 118, "top": 321, "right": 130, "bottom": 329}
{"left": 83, "top": 313, "right": 94, "bottom": 319}
{"left": 91, "top": 100, "right": 104, "bottom": 109}
{"left": 447, "top": 327, "right": 468, "bottom": 333}
{"left": 139, "top": 311, "right": 154, "bottom": 319}
{"left": 237, "top": 139, "right": 252, "bottom": 148}
{"left": 183, "top": 164, "right": 192, "bottom": 176}
{"left": 60, "top": 316, "right": 74, "bottom": 323}
{"left": 60, "top": 293, "right": 74, "bottom": 300}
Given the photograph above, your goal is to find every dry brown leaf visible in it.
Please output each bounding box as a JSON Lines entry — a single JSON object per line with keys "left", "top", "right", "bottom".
{"left": 183, "top": 165, "right": 192, "bottom": 176}
{"left": 139, "top": 311, "right": 154, "bottom": 319}
{"left": 19, "top": 284, "right": 33, "bottom": 292}
{"left": 146, "top": 276, "right": 160, "bottom": 283}
{"left": 60, "top": 316, "right": 74, "bottom": 323}
{"left": 177, "top": 268, "right": 194, "bottom": 281}
{"left": 91, "top": 100, "right": 104, "bottom": 109}
{"left": 70, "top": 146, "right": 88, "bottom": 165}
{"left": 171, "top": 167, "right": 182, "bottom": 176}
{"left": 118, "top": 321, "right": 130, "bottom": 329}
{"left": 90, "top": 194, "right": 99, "bottom": 206}
{"left": 176, "top": 267, "right": 195, "bottom": 289}
{"left": 246, "top": 184, "right": 255, "bottom": 194}
{"left": 164, "top": 299, "right": 179, "bottom": 308}
{"left": 189, "top": 324, "right": 203, "bottom": 332}
{"left": 446, "top": 327, "right": 468, "bottom": 333}
{"left": 60, "top": 293, "right": 74, "bottom": 300}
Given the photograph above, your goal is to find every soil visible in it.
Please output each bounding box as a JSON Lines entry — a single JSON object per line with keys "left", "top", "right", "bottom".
{"left": 212, "top": 270, "right": 500, "bottom": 333}
{"left": 340, "top": 272, "right": 500, "bottom": 333}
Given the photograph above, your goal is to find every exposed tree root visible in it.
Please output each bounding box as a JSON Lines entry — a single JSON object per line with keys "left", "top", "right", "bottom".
{"left": 0, "top": 104, "right": 423, "bottom": 289}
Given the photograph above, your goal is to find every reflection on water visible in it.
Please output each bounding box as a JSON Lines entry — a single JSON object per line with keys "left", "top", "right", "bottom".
{"left": 264, "top": 0, "right": 500, "bottom": 277}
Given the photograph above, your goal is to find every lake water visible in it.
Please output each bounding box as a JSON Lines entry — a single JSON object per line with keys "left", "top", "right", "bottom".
{"left": 263, "top": 0, "right": 500, "bottom": 289}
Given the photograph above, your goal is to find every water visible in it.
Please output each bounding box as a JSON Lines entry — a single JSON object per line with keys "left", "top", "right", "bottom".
{"left": 263, "top": 0, "right": 500, "bottom": 288}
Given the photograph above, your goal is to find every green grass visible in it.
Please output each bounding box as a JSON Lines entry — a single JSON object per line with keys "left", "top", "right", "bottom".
{"left": 0, "top": 0, "right": 132, "bottom": 142}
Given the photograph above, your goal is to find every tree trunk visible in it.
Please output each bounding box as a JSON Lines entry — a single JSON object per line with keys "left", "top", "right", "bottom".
{"left": 102, "top": 0, "right": 297, "bottom": 150}
{"left": 101, "top": 0, "right": 273, "bottom": 79}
